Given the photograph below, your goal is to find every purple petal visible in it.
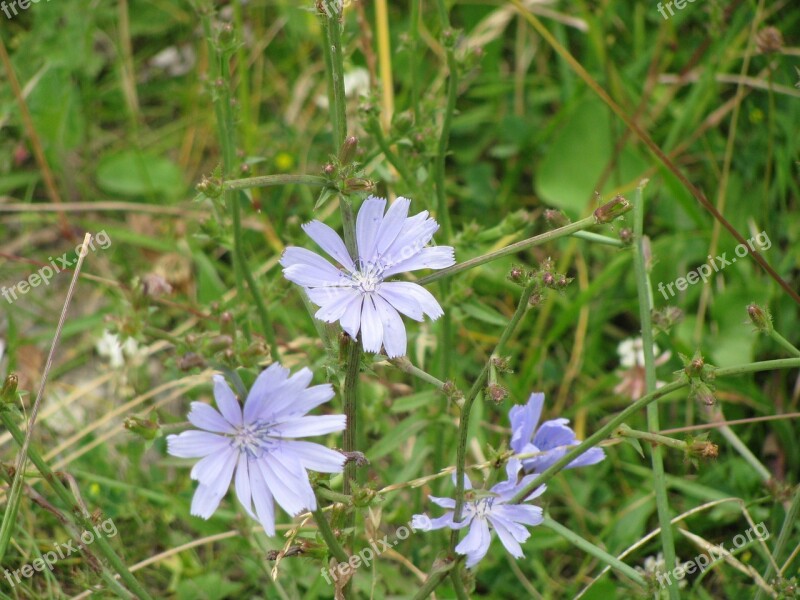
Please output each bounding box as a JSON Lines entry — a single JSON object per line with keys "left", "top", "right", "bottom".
{"left": 259, "top": 454, "right": 316, "bottom": 516}
{"left": 359, "top": 296, "right": 384, "bottom": 353}
{"left": 533, "top": 420, "right": 577, "bottom": 450}
{"left": 213, "top": 375, "right": 242, "bottom": 427}
{"left": 266, "top": 367, "right": 315, "bottom": 420}
{"left": 187, "top": 402, "right": 235, "bottom": 434}
{"left": 190, "top": 483, "right": 226, "bottom": 520}
{"left": 269, "top": 415, "right": 347, "bottom": 437}
{"left": 372, "top": 295, "right": 407, "bottom": 357}
{"left": 248, "top": 462, "right": 276, "bottom": 535}
{"left": 429, "top": 495, "right": 456, "bottom": 509}
{"left": 281, "top": 247, "right": 347, "bottom": 287}
{"left": 302, "top": 220, "right": 355, "bottom": 272}
{"left": 382, "top": 246, "right": 455, "bottom": 277}
{"left": 509, "top": 393, "right": 545, "bottom": 453}
{"left": 280, "top": 441, "right": 345, "bottom": 473}
{"left": 243, "top": 363, "right": 289, "bottom": 422}
{"left": 234, "top": 453, "right": 256, "bottom": 519}
{"left": 450, "top": 471, "right": 473, "bottom": 490}
{"left": 167, "top": 430, "right": 231, "bottom": 458}
{"left": 456, "top": 518, "right": 492, "bottom": 568}
{"left": 313, "top": 288, "right": 362, "bottom": 323}
{"left": 375, "top": 197, "right": 411, "bottom": 258}
{"left": 382, "top": 282, "right": 443, "bottom": 320}
{"left": 381, "top": 214, "right": 438, "bottom": 267}
{"left": 355, "top": 196, "right": 386, "bottom": 263}
{"left": 292, "top": 383, "right": 336, "bottom": 415}
{"left": 376, "top": 282, "right": 424, "bottom": 321}
{"left": 339, "top": 294, "right": 363, "bottom": 338}
{"left": 489, "top": 516, "right": 525, "bottom": 558}
{"left": 190, "top": 446, "right": 238, "bottom": 488}
{"left": 493, "top": 504, "right": 543, "bottom": 528}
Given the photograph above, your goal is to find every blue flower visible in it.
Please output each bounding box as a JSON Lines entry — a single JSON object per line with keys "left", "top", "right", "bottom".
{"left": 412, "top": 462, "right": 546, "bottom": 568}
{"left": 280, "top": 196, "right": 455, "bottom": 358}
{"left": 167, "top": 364, "right": 346, "bottom": 535}
{"left": 509, "top": 392, "right": 605, "bottom": 473}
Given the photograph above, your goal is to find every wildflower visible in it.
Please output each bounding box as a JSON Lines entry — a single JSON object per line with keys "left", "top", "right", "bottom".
{"left": 636, "top": 552, "right": 690, "bottom": 593}
{"left": 412, "top": 462, "right": 545, "bottom": 567}
{"left": 281, "top": 196, "right": 455, "bottom": 357}
{"left": 95, "top": 330, "right": 144, "bottom": 368}
{"left": 509, "top": 392, "right": 605, "bottom": 473}
{"left": 166, "top": 364, "right": 346, "bottom": 535}
{"left": 614, "top": 337, "right": 671, "bottom": 401}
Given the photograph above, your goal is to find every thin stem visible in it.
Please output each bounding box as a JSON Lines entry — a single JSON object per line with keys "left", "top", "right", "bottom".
{"left": 571, "top": 230, "right": 625, "bottom": 247}
{"left": 717, "top": 425, "right": 772, "bottom": 481}
{"left": 450, "top": 569, "right": 470, "bottom": 599}
{"left": 412, "top": 562, "right": 457, "bottom": 600}
{"left": 312, "top": 505, "right": 350, "bottom": 564}
{"left": 510, "top": 358, "right": 800, "bottom": 504}
{"left": 768, "top": 329, "right": 800, "bottom": 358}
{"left": 449, "top": 280, "right": 539, "bottom": 553}
{"left": 632, "top": 184, "right": 679, "bottom": 600}
{"left": 434, "top": 0, "right": 456, "bottom": 240}
{"left": 389, "top": 357, "right": 446, "bottom": 389}
{"left": 541, "top": 517, "right": 647, "bottom": 587}
{"left": 755, "top": 484, "right": 800, "bottom": 600}
{"left": 417, "top": 215, "right": 597, "bottom": 286}
{"left": 409, "top": 0, "right": 421, "bottom": 123}
{"left": 323, "top": 8, "right": 347, "bottom": 149}
{"left": 615, "top": 426, "right": 689, "bottom": 452}
{"left": 224, "top": 174, "right": 327, "bottom": 190}
{"left": 0, "top": 413, "right": 153, "bottom": 599}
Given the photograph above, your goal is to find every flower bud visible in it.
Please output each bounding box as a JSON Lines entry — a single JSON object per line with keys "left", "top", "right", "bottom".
{"left": 1, "top": 374, "right": 18, "bottom": 405}
{"left": 485, "top": 384, "right": 508, "bottom": 404}
{"left": 338, "top": 136, "right": 358, "bottom": 165}
{"left": 124, "top": 415, "right": 161, "bottom": 441}
{"left": 543, "top": 209, "right": 569, "bottom": 228}
{"left": 594, "top": 195, "right": 632, "bottom": 224}
{"left": 689, "top": 381, "right": 715, "bottom": 406}
{"left": 618, "top": 227, "right": 633, "bottom": 245}
{"left": 688, "top": 440, "right": 719, "bottom": 460}
{"left": 747, "top": 303, "right": 772, "bottom": 333}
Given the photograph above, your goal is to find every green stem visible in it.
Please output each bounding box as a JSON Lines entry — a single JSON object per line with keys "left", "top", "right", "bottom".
{"left": 571, "top": 230, "right": 625, "bottom": 247}
{"left": 450, "top": 569, "right": 470, "bottom": 599}
{"left": 768, "top": 329, "right": 800, "bottom": 358}
{"left": 224, "top": 174, "right": 327, "bottom": 190}
{"left": 323, "top": 7, "right": 347, "bottom": 149}
{"left": 449, "top": 280, "right": 539, "bottom": 551}
{"left": 755, "top": 484, "right": 800, "bottom": 600}
{"left": 409, "top": 0, "right": 421, "bottom": 123}
{"left": 412, "top": 562, "right": 457, "bottom": 600}
{"left": 717, "top": 424, "right": 772, "bottom": 481}
{"left": 434, "top": 0, "right": 456, "bottom": 241}
{"left": 389, "top": 357, "right": 446, "bottom": 389}
{"left": 615, "top": 426, "right": 689, "bottom": 452}
{"left": 632, "top": 184, "right": 679, "bottom": 600}
{"left": 509, "top": 358, "right": 800, "bottom": 504}
{"left": 542, "top": 517, "right": 647, "bottom": 587}
{"left": 0, "top": 413, "right": 153, "bottom": 599}
{"left": 313, "top": 504, "right": 350, "bottom": 564}
{"left": 417, "top": 215, "right": 597, "bottom": 286}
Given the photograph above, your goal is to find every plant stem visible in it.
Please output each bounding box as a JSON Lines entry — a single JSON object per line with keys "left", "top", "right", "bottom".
{"left": 717, "top": 424, "right": 772, "bottom": 481}
{"left": 541, "top": 517, "right": 647, "bottom": 587}
{"left": 434, "top": 0, "right": 456, "bottom": 241}
{"left": 389, "top": 357, "right": 446, "bottom": 389}
{"left": 768, "top": 329, "right": 800, "bottom": 358}
{"left": 417, "top": 215, "right": 597, "bottom": 286}
{"left": 323, "top": 7, "right": 347, "bottom": 149}
{"left": 754, "top": 484, "right": 800, "bottom": 600}
{"left": 449, "top": 279, "right": 539, "bottom": 553}
{"left": 312, "top": 505, "right": 350, "bottom": 565}
{"left": 412, "top": 561, "right": 457, "bottom": 600}
{"left": 0, "top": 413, "right": 153, "bottom": 599}
{"left": 202, "top": 10, "right": 280, "bottom": 359}
{"left": 632, "top": 184, "right": 679, "bottom": 600}
{"left": 615, "top": 426, "right": 689, "bottom": 452}
{"left": 571, "top": 230, "right": 626, "bottom": 247}
{"left": 224, "top": 174, "right": 327, "bottom": 190}
{"left": 509, "top": 357, "right": 800, "bottom": 504}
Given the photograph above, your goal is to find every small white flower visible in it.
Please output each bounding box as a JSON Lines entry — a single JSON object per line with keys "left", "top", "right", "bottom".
{"left": 96, "top": 330, "right": 144, "bottom": 368}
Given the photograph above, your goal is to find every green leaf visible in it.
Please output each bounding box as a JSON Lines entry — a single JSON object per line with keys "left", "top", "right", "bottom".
{"left": 96, "top": 150, "right": 186, "bottom": 200}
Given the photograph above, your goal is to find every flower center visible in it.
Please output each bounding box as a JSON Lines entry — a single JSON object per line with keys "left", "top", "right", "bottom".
{"left": 473, "top": 497, "right": 495, "bottom": 519}
{"left": 231, "top": 421, "right": 277, "bottom": 459}
{"left": 350, "top": 260, "right": 384, "bottom": 294}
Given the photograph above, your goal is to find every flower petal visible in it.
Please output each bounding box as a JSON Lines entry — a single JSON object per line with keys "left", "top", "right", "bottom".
{"left": 509, "top": 392, "right": 544, "bottom": 453}
{"left": 372, "top": 294, "right": 407, "bottom": 358}
{"left": 259, "top": 454, "right": 316, "bottom": 516}
{"left": 280, "top": 440, "right": 345, "bottom": 473}
{"left": 429, "top": 495, "right": 456, "bottom": 509}
{"left": 190, "top": 446, "right": 238, "bottom": 488}
{"left": 311, "top": 288, "right": 362, "bottom": 323}
{"left": 378, "top": 282, "right": 443, "bottom": 320}
{"left": 359, "top": 295, "right": 384, "bottom": 353}
{"left": 248, "top": 461, "right": 276, "bottom": 536}
{"left": 302, "top": 220, "right": 355, "bottom": 272}
{"left": 382, "top": 246, "right": 455, "bottom": 277}
{"left": 213, "top": 375, "right": 242, "bottom": 427}
{"left": 456, "top": 518, "right": 492, "bottom": 568}
{"left": 190, "top": 483, "right": 226, "bottom": 520}
{"left": 244, "top": 363, "right": 290, "bottom": 423}
{"left": 355, "top": 196, "right": 386, "bottom": 263}
{"left": 339, "top": 294, "right": 363, "bottom": 338}
{"left": 375, "top": 282, "right": 424, "bottom": 321}
{"left": 234, "top": 453, "right": 256, "bottom": 520}
{"left": 187, "top": 402, "right": 235, "bottom": 434}
{"left": 489, "top": 516, "right": 525, "bottom": 559}
{"left": 269, "top": 415, "right": 347, "bottom": 437}
{"left": 167, "top": 430, "right": 231, "bottom": 458}
{"left": 375, "top": 197, "right": 411, "bottom": 258}
{"left": 281, "top": 247, "right": 347, "bottom": 287}
{"left": 292, "top": 383, "right": 336, "bottom": 415}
